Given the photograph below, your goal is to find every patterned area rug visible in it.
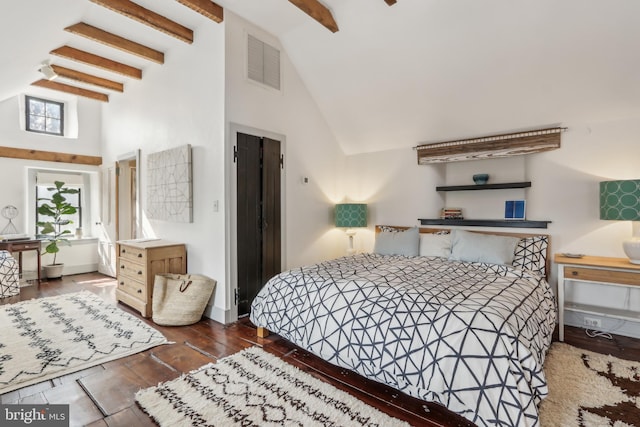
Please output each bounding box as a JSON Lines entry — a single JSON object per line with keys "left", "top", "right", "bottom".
{"left": 540, "top": 342, "right": 640, "bottom": 427}
{"left": 136, "top": 346, "right": 410, "bottom": 427}
{"left": 0, "top": 291, "right": 169, "bottom": 394}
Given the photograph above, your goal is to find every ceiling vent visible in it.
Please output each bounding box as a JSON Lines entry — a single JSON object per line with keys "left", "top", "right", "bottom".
{"left": 247, "top": 34, "right": 281, "bottom": 91}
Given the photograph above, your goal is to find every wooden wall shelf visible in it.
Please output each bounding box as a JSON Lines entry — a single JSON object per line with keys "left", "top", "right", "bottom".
{"left": 436, "top": 181, "right": 531, "bottom": 192}
{"left": 418, "top": 219, "right": 551, "bottom": 229}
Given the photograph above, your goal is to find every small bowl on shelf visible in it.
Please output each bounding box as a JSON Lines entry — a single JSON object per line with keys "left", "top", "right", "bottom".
{"left": 472, "top": 173, "right": 489, "bottom": 185}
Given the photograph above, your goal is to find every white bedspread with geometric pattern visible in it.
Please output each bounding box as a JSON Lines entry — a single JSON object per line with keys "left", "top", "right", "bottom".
{"left": 250, "top": 253, "right": 557, "bottom": 427}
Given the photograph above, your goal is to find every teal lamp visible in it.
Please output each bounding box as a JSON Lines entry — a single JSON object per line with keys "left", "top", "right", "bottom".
{"left": 335, "top": 203, "right": 367, "bottom": 255}
{"left": 600, "top": 179, "right": 640, "bottom": 264}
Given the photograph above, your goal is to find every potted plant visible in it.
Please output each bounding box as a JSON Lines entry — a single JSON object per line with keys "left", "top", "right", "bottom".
{"left": 37, "top": 181, "right": 79, "bottom": 279}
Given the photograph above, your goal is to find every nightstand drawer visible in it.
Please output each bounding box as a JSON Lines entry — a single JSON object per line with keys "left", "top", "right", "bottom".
{"left": 564, "top": 266, "right": 640, "bottom": 287}
{"left": 117, "top": 276, "right": 147, "bottom": 300}
{"left": 118, "top": 259, "right": 147, "bottom": 282}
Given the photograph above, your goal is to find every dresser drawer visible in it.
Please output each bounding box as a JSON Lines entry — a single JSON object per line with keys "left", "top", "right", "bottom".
{"left": 119, "top": 244, "right": 147, "bottom": 262}
{"left": 118, "top": 259, "right": 147, "bottom": 282}
{"left": 117, "top": 275, "right": 148, "bottom": 300}
{"left": 564, "top": 266, "right": 640, "bottom": 287}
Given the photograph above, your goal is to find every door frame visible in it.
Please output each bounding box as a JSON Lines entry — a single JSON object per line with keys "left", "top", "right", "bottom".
{"left": 97, "top": 150, "right": 141, "bottom": 277}
{"left": 228, "top": 123, "right": 287, "bottom": 323}
{"left": 116, "top": 151, "right": 141, "bottom": 241}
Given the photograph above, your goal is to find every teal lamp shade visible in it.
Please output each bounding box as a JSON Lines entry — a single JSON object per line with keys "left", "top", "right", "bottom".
{"left": 600, "top": 179, "right": 640, "bottom": 264}
{"left": 335, "top": 204, "right": 367, "bottom": 228}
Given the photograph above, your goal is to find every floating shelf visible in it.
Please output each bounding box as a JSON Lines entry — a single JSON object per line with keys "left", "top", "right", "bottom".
{"left": 418, "top": 219, "right": 552, "bottom": 229}
{"left": 436, "top": 181, "right": 532, "bottom": 192}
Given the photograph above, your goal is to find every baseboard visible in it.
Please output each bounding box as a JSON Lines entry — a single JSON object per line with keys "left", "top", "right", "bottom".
{"left": 40, "top": 264, "right": 98, "bottom": 277}
{"left": 203, "top": 304, "right": 229, "bottom": 325}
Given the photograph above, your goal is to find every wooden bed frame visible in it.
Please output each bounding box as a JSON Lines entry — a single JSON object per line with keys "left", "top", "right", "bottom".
{"left": 256, "top": 225, "right": 551, "bottom": 339}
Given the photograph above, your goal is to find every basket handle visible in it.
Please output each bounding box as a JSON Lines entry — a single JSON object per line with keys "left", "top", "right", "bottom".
{"left": 179, "top": 280, "right": 193, "bottom": 293}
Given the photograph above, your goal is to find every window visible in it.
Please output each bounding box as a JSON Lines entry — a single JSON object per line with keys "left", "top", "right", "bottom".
{"left": 25, "top": 96, "right": 64, "bottom": 136}
{"left": 35, "top": 183, "right": 82, "bottom": 239}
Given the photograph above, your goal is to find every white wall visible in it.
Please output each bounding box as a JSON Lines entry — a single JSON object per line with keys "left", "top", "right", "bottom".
{"left": 0, "top": 91, "right": 101, "bottom": 276}
{"left": 344, "top": 147, "right": 445, "bottom": 252}
{"left": 100, "top": 20, "right": 227, "bottom": 320}
{"left": 224, "top": 12, "right": 348, "bottom": 316}
{"left": 346, "top": 115, "right": 640, "bottom": 338}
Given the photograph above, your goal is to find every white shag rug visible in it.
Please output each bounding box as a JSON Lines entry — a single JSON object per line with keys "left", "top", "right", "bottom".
{"left": 540, "top": 342, "right": 640, "bottom": 427}
{"left": 0, "top": 291, "right": 169, "bottom": 394}
{"left": 136, "top": 346, "right": 410, "bottom": 427}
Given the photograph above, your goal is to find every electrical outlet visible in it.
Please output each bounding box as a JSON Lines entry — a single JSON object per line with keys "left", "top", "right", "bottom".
{"left": 584, "top": 317, "right": 602, "bottom": 328}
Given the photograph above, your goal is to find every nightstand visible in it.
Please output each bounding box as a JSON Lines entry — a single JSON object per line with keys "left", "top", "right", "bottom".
{"left": 555, "top": 254, "right": 640, "bottom": 341}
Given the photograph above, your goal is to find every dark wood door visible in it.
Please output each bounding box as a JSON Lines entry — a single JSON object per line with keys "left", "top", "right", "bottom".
{"left": 236, "top": 133, "right": 281, "bottom": 316}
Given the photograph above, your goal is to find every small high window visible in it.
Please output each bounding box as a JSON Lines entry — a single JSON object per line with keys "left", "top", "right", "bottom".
{"left": 25, "top": 96, "right": 64, "bottom": 136}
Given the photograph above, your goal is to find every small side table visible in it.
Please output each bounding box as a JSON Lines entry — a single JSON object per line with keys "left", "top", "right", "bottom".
{"left": 555, "top": 254, "right": 640, "bottom": 341}
{"left": 0, "top": 239, "right": 41, "bottom": 283}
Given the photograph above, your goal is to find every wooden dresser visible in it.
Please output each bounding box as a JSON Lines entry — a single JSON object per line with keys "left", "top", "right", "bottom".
{"left": 116, "top": 239, "right": 187, "bottom": 318}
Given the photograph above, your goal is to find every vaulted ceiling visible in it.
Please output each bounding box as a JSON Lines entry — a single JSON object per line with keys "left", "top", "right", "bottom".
{"left": 3, "top": 0, "right": 640, "bottom": 155}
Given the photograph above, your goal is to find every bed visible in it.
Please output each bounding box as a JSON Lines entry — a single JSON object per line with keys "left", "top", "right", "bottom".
{"left": 250, "top": 226, "right": 557, "bottom": 427}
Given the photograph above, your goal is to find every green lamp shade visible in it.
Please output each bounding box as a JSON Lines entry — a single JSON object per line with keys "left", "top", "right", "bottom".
{"left": 600, "top": 180, "right": 640, "bottom": 220}
{"left": 335, "top": 203, "right": 367, "bottom": 228}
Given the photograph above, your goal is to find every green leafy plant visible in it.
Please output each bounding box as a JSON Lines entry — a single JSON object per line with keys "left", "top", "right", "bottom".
{"left": 37, "top": 181, "right": 79, "bottom": 265}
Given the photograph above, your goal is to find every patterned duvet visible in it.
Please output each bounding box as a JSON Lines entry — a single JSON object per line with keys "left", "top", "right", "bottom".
{"left": 250, "top": 253, "right": 557, "bottom": 427}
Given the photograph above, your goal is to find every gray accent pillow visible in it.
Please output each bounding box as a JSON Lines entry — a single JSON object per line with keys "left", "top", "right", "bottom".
{"left": 374, "top": 227, "right": 420, "bottom": 256}
{"left": 419, "top": 233, "right": 451, "bottom": 258}
{"left": 449, "top": 229, "right": 520, "bottom": 265}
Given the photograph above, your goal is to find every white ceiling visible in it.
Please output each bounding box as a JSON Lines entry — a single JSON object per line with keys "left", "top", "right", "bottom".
{"left": 3, "top": 0, "right": 640, "bottom": 155}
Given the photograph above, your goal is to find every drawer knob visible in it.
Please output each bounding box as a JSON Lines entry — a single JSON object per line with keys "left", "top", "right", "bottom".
{"left": 137, "top": 271, "right": 143, "bottom": 275}
{"left": 121, "top": 265, "right": 125, "bottom": 269}
{"left": 138, "top": 254, "right": 143, "bottom": 258}
{"left": 119, "top": 281, "right": 124, "bottom": 286}
{"left": 572, "top": 271, "right": 578, "bottom": 276}
{"left": 122, "top": 249, "right": 126, "bottom": 253}
{"left": 137, "top": 289, "right": 142, "bottom": 294}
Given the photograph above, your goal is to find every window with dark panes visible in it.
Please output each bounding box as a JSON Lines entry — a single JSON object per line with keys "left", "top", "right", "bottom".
{"left": 26, "top": 96, "right": 64, "bottom": 136}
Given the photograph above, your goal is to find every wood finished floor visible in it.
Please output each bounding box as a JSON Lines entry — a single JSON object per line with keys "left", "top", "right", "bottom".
{"left": 1, "top": 273, "right": 639, "bottom": 427}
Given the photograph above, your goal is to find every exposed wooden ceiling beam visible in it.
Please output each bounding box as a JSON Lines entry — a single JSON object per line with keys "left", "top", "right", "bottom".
{"left": 90, "top": 0, "right": 194, "bottom": 44}
{"left": 384, "top": 0, "right": 397, "bottom": 5}
{"left": 31, "top": 79, "right": 110, "bottom": 103}
{"left": 288, "top": 0, "right": 338, "bottom": 33}
{"left": 50, "top": 65, "right": 124, "bottom": 92}
{"left": 0, "top": 146, "right": 102, "bottom": 166}
{"left": 50, "top": 46, "right": 142, "bottom": 80}
{"left": 176, "top": 0, "right": 223, "bottom": 23}
{"left": 65, "top": 22, "right": 164, "bottom": 64}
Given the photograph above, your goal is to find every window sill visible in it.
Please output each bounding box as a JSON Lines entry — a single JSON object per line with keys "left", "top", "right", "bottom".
{"left": 40, "top": 237, "right": 98, "bottom": 246}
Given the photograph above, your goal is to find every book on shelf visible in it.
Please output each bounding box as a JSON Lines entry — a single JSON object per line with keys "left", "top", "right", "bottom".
{"left": 440, "top": 208, "right": 463, "bottom": 219}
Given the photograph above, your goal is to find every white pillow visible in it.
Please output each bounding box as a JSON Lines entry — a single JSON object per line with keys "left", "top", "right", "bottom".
{"left": 419, "top": 233, "right": 451, "bottom": 258}
{"left": 374, "top": 227, "right": 419, "bottom": 256}
{"left": 449, "top": 230, "right": 520, "bottom": 265}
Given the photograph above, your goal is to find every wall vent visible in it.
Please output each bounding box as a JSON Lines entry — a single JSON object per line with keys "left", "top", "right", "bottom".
{"left": 247, "top": 34, "right": 281, "bottom": 91}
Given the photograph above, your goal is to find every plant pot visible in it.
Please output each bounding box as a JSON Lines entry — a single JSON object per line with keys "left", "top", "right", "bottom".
{"left": 43, "top": 264, "right": 64, "bottom": 279}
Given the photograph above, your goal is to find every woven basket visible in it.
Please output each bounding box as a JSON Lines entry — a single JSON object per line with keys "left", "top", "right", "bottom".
{"left": 152, "top": 273, "right": 216, "bottom": 326}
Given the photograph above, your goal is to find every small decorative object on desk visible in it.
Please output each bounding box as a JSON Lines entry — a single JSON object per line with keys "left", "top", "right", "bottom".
{"left": 473, "top": 173, "right": 489, "bottom": 185}
{"left": 1, "top": 205, "right": 19, "bottom": 235}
